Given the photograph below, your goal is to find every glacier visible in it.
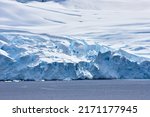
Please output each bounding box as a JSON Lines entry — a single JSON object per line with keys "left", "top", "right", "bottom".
{"left": 0, "top": 31, "right": 150, "bottom": 80}
{"left": 0, "top": 0, "right": 150, "bottom": 80}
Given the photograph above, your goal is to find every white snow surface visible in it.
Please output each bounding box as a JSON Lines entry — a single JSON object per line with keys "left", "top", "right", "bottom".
{"left": 0, "top": 0, "right": 150, "bottom": 80}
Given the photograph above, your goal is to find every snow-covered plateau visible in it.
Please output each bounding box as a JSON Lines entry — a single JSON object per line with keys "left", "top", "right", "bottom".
{"left": 0, "top": 0, "right": 150, "bottom": 80}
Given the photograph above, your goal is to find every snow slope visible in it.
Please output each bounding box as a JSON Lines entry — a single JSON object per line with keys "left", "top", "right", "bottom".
{"left": 0, "top": 0, "right": 150, "bottom": 80}
{"left": 63, "top": 0, "right": 150, "bottom": 10}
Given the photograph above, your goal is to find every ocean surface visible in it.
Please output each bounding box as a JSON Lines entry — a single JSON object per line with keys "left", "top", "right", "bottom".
{"left": 0, "top": 80, "right": 150, "bottom": 100}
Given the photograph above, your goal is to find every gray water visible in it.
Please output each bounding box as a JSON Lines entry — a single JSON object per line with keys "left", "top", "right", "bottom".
{"left": 0, "top": 80, "right": 150, "bottom": 100}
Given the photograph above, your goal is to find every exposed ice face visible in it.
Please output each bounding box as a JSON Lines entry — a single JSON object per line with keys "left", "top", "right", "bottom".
{"left": 0, "top": 32, "right": 150, "bottom": 81}
{"left": 94, "top": 51, "right": 150, "bottom": 79}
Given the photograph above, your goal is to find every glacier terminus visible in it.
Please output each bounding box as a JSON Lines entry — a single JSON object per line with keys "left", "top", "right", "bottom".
{"left": 0, "top": 0, "right": 150, "bottom": 80}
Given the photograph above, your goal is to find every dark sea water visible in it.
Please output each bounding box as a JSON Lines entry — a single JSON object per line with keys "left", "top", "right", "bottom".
{"left": 0, "top": 80, "right": 150, "bottom": 100}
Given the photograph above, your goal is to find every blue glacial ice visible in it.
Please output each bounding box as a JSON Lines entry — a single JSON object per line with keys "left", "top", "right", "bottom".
{"left": 0, "top": 32, "right": 150, "bottom": 81}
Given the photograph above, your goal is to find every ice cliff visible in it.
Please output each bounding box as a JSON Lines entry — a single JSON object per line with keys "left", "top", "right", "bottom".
{"left": 0, "top": 32, "right": 150, "bottom": 81}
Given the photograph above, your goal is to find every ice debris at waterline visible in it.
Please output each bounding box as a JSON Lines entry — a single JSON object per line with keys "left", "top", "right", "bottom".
{"left": 0, "top": 33, "right": 150, "bottom": 81}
